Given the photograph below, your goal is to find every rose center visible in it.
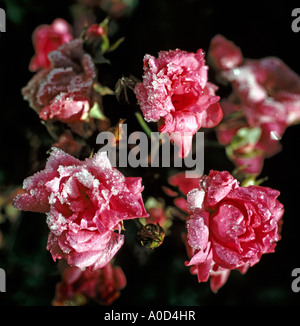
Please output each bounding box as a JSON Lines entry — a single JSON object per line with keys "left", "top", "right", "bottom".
{"left": 171, "top": 91, "right": 197, "bottom": 111}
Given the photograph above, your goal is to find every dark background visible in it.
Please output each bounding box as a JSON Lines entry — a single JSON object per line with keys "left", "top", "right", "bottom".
{"left": 0, "top": 0, "right": 300, "bottom": 305}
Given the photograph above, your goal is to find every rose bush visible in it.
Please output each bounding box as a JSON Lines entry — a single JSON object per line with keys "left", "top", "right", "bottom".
{"left": 134, "top": 49, "right": 223, "bottom": 157}
{"left": 13, "top": 147, "right": 148, "bottom": 270}
{"left": 184, "top": 170, "right": 283, "bottom": 291}
{"left": 10, "top": 11, "right": 292, "bottom": 303}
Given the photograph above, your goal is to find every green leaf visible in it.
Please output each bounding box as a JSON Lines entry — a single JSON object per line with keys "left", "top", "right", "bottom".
{"left": 88, "top": 102, "right": 107, "bottom": 120}
{"left": 93, "top": 83, "right": 114, "bottom": 96}
{"left": 231, "top": 127, "right": 262, "bottom": 150}
{"left": 100, "top": 34, "right": 110, "bottom": 53}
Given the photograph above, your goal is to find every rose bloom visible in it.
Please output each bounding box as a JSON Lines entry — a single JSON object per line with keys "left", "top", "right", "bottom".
{"left": 29, "top": 18, "right": 73, "bottom": 72}
{"left": 134, "top": 49, "right": 223, "bottom": 158}
{"left": 23, "top": 39, "right": 100, "bottom": 136}
{"left": 53, "top": 262, "right": 126, "bottom": 306}
{"left": 13, "top": 147, "right": 148, "bottom": 270}
{"left": 185, "top": 170, "right": 283, "bottom": 292}
{"left": 209, "top": 35, "right": 300, "bottom": 174}
{"left": 216, "top": 99, "right": 286, "bottom": 175}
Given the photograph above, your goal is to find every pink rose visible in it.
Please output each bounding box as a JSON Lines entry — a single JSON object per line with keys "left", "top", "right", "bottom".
{"left": 53, "top": 262, "right": 126, "bottom": 306}
{"left": 14, "top": 147, "right": 148, "bottom": 270}
{"left": 29, "top": 18, "right": 73, "bottom": 72}
{"left": 23, "top": 39, "right": 99, "bottom": 136}
{"left": 209, "top": 35, "right": 300, "bottom": 127}
{"left": 134, "top": 49, "right": 223, "bottom": 157}
{"left": 185, "top": 170, "right": 284, "bottom": 291}
{"left": 224, "top": 58, "right": 300, "bottom": 110}
{"left": 209, "top": 35, "right": 300, "bottom": 174}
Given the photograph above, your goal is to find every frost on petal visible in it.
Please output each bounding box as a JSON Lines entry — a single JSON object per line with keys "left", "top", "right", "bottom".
{"left": 13, "top": 147, "right": 78, "bottom": 213}
{"left": 23, "top": 39, "right": 97, "bottom": 132}
{"left": 86, "top": 150, "right": 112, "bottom": 172}
{"left": 187, "top": 213, "right": 209, "bottom": 250}
{"left": 212, "top": 241, "right": 241, "bottom": 269}
{"left": 39, "top": 93, "right": 90, "bottom": 122}
{"left": 46, "top": 147, "right": 82, "bottom": 170}
{"left": 201, "top": 170, "right": 239, "bottom": 207}
{"left": 187, "top": 188, "right": 205, "bottom": 212}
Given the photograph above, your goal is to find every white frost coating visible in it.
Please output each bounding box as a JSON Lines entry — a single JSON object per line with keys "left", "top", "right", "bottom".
{"left": 47, "top": 212, "right": 68, "bottom": 236}
{"left": 75, "top": 168, "right": 96, "bottom": 189}
{"left": 90, "top": 151, "right": 112, "bottom": 170}
{"left": 48, "top": 192, "right": 57, "bottom": 205}
{"left": 187, "top": 188, "right": 205, "bottom": 211}
{"left": 45, "top": 177, "right": 61, "bottom": 193}
{"left": 187, "top": 216, "right": 208, "bottom": 250}
{"left": 224, "top": 66, "right": 266, "bottom": 103}
{"left": 101, "top": 189, "right": 109, "bottom": 200}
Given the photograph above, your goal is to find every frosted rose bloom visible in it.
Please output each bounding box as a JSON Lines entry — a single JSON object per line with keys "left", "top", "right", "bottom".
{"left": 29, "top": 18, "right": 73, "bottom": 72}
{"left": 23, "top": 39, "right": 99, "bottom": 136}
{"left": 185, "top": 170, "right": 283, "bottom": 292}
{"left": 209, "top": 35, "right": 300, "bottom": 125}
{"left": 134, "top": 49, "right": 223, "bottom": 157}
{"left": 14, "top": 147, "right": 148, "bottom": 270}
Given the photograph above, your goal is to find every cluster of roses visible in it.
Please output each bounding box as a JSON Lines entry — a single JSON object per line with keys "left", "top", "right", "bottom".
{"left": 14, "top": 16, "right": 300, "bottom": 304}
